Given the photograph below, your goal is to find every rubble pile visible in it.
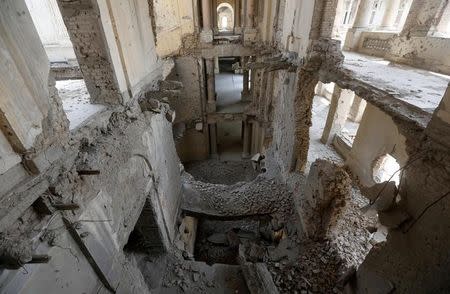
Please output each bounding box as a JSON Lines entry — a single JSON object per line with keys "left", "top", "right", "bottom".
{"left": 183, "top": 173, "right": 294, "bottom": 218}
{"left": 185, "top": 159, "right": 259, "bottom": 185}
{"left": 132, "top": 159, "right": 377, "bottom": 293}
{"left": 267, "top": 187, "right": 376, "bottom": 293}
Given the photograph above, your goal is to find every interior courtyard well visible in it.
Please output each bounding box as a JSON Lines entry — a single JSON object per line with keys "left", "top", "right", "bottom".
{"left": 1, "top": 0, "right": 450, "bottom": 293}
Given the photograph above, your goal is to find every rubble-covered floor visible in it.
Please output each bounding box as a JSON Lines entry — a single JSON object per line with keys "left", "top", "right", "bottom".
{"left": 123, "top": 92, "right": 378, "bottom": 294}
{"left": 185, "top": 159, "right": 259, "bottom": 185}
{"left": 126, "top": 157, "right": 378, "bottom": 293}
{"left": 56, "top": 79, "right": 105, "bottom": 130}
{"left": 343, "top": 52, "right": 450, "bottom": 112}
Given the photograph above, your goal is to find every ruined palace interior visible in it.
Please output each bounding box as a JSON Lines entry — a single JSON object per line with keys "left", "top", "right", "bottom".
{"left": 0, "top": 0, "right": 449, "bottom": 293}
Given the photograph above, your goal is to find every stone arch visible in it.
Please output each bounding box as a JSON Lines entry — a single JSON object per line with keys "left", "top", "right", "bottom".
{"left": 217, "top": 2, "right": 234, "bottom": 31}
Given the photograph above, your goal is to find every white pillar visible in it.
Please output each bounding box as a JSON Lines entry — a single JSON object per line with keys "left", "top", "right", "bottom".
{"left": 379, "top": 0, "right": 402, "bottom": 31}
{"left": 200, "top": 0, "right": 213, "bottom": 42}
{"left": 243, "top": 0, "right": 257, "bottom": 43}
{"left": 245, "top": 0, "right": 255, "bottom": 28}
{"left": 214, "top": 56, "right": 220, "bottom": 74}
{"left": 344, "top": 0, "right": 374, "bottom": 50}
{"left": 348, "top": 95, "right": 367, "bottom": 123}
{"left": 401, "top": 0, "right": 447, "bottom": 37}
{"left": 321, "top": 86, "right": 355, "bottom": 145}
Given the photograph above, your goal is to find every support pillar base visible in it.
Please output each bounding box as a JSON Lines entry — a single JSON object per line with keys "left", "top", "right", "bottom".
{"left": 200, "top": 29, "right": 213, "bottom": 43}
{"left": 243, "top": 28, "right": 258, "bottom": 44}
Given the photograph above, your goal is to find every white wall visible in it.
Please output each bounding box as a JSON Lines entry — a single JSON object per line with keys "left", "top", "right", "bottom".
{"left": 280, "top": 0, "right": 315, "bottom": 56}
{"left": 25, "top": 0, "right": 76, "bottom": 62}
{"left": 97, "top": 0, "right": 167, "bottom": 100}
{"left": 346, "top": 103, "right": 408, "bottom": 186}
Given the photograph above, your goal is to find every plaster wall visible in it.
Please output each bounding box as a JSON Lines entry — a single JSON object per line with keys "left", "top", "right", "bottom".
{"left": 355, "top": 31, "right": 450, "bottom": 75}
{"left": 152, "top": 0, "right": 195, "bottom": 56}
{"left": 346, "top": 103, "right": 408, "bottom": 186}
{"left": 97, "top": 0, "right": 166, "bottom": 100}
{"left": 354, "top": 91, "right": 450, "bottom": 293}
{"left": 266, "top": 70, "right": 298, "bottom": 179}
{"left": 108, "top": 0, "right": 160, "bottom": 96}
{"left": 25, "top": 0, "right": 76, "bottom": 62}
{"left": 0, "top": 0, "right": 68, "bottom": 181}
{"left": 280, "top": 0, "right": 315, "bottom": 56}
{"left": 0, "top": 0, "right": 51, "bottom": 149}
{"left": 257, "top": 0, "right": 277, "bottom": 44}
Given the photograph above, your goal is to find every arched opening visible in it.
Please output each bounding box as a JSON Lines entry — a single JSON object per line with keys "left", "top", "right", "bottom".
{"left": 217, "top": 3, "right": 234, "bottom": 32}
{"left": 372, "top": 153, "right": 401, "bottom": 186}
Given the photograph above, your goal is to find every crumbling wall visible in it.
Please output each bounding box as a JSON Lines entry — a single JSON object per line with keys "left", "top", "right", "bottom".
{"left": 56, "top": 0, "right": 123, "bottom": 104}
{"left": 265, "top": 70, "right": 298, "bottom": 177}
{"left": 0, "top": 109, "right": 181, "bottom": 293}
{"left": 0, "top": 0, "right": 69, "bottom": 186}
{"left": 150, "top": 0, "right": 196, "bottom": 56}
{"left": 353, "top": 31, "right": 450, "bottom": 75}
{"left": 1, "top": 0, "right": 184, "bottom": 292}
{"left": 353, "top": 134, "right": 450, "bottom": 293}
{"left": 347, "top": 85, "right": 450, "bottom": 293}
{"left": 296, "top": 159, "right": 351, "bottom": 240}
{"left": 104, "top": 0, "right": 162, "bottom": 97}
{"left": 346, "top": 104, "right": 409, "bottom": 186}
{"left": 279, "top": 0, "right": 315, "bottom": 54}
{"left": 168, "top": 57, "right": 209, "bottom": 162}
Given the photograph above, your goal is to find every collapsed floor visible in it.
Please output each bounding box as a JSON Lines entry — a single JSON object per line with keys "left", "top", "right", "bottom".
{"left": 123, "top": 154, "right": 378, "bottom": 293}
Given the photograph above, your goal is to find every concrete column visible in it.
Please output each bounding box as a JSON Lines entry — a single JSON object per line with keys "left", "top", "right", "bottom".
{"left": 401, "top": 0, "right": 447, "bottom": 37}
{"left": 379, "top": 0, "right": 402, "bottom": 30}
{"left": 321, "top": 86, "right": 355, "bottom": 145}
{"left": 258, "top": 124, "right": 265, "bottom": 152}
{"left": 200, "top": 0, "right": 213, "bottom": 42}
{"left": 344, "top": 0, "right": 375, "bottom": 50}
{"left": 315, "top": 81, "right": 324, "bottom": 96}
{"left": 243, "top": 0, "right": 257, "bottom": 43}
{"left": 235, "top": 0, "right": 242, "bottom": 34}
{"left": 245, "top": 0, "right": 255, "bottom": 28}
{"left": 214, "top": 56, "right": 220, "bottom": 74}
{"left": 348, "top": 95, "right": 367, "bottom": 122}
{"left": 242, "top": 120, "right": 251, "bottom": 158}
{"left": 241, "top": 56, "right": 250, "bottom": 100}
{"left": 250, "top": 121, "right": 259, "bottom": 155}
{"left": 353, "top": 0, "right": 375, "bottom": 28}
{"left": 209, "top": 123, "right": 218, "bottom": 158}
{"left": 202, "top": 0, "right": 212, "bottom": 29}
{"left": 205, "top": 58, "right": 216, "bottom": 113}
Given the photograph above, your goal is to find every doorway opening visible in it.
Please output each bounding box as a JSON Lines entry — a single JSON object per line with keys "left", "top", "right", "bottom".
{"left": 217, "top": 3, "right": 234, "bottom": 33}
{"left": 217, "top": 121, "right": 243, "bottom": 160}
{"left": 216, "top": 57, "right": 246, "bottom": 113}
{"left": 25, "top": 0, "right": 105, "bottom": 130}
